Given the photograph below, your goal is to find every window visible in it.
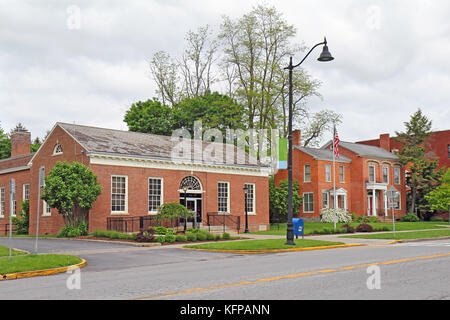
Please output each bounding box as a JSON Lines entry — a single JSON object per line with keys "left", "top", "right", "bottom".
{"left": 43, "top": 200, "right": 51, "bottom": 216}
{"left": 369, "top": 165, "right": 375, "bottom": 182}
{"left": 322, "top": 192, "right": 329, "bottom": 209}
{"left": 23, "top": 184, "right": 30, "bottom": 200}
{"left": 325, "top": 165, "right": 331, "bottom": 182}
{"left": 0, "top": 187, "right": 4, "bottom": 217}
{"left": 148, "top": 178, "right": 163, "bottom": 213}
{"left": 394, "top": 167, "right": 400, "bottom": 185}
{"left": 303, "top": 193, "right": 314, "bottom": 213}
{"left": 448, "top": 144, "right": 450, "bottom": 159}
{"left": 382, "top": 166, "right": 389, "bottom": 184}
{"left": 394, "top": 192, "right": 401, "bottom": 210}
{"left": 244, "top": 183, "right": 255, "bottom": 214}
{"left": 339, "top": 166, "right": 345, "bottom": 183}
{"left": 304, "top": 165, "right": 311, "bottom": 182}
{"left": 111, "top": 176, "right": 127, "bottom": 213}
{"left": 218, "top": 182, "right": 229, "bottom": 213}
{"left": 53, "top": 144, "right": 63, "bottom": 155}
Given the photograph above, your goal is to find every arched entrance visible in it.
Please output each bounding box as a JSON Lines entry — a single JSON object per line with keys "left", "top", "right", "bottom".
{"left": 179, "top": 176, "right": 203, "bottom": 226}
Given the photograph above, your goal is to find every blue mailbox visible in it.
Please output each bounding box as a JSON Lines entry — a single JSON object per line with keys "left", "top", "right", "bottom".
{"left": 292, "top": 218, "right": 304, "bottom": 239}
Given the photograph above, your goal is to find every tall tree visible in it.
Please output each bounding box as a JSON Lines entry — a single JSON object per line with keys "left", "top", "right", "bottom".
{"left": 394, "top": 108, "right": 439, "bottom": 215}
{"left": 150, "top": 51, "right": 182, "bottom": 106}
{"left": 425, "top": 168, "right": 450, "bottom": 213}
{"left": 0, "top": 124, "right": 10, "bottom": 159}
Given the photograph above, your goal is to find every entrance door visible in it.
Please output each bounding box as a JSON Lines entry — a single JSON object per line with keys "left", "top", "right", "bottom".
{"left": 180, "top": 196, "right": 203, "bottom": 225}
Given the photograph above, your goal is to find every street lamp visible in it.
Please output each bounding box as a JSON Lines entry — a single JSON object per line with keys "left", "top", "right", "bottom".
{"left": 243, "top": 185, "right": 249, "bottom": 233}
{"left": 285, "top": 37, "right": 334, "bottom": 245}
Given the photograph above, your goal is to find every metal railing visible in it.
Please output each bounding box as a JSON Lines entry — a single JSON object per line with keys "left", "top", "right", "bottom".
{"left": 106, "top": 216, "right": 181, "bottom": 233}
{"left": 206, "top": 213, "right": 241, "bottom": 234}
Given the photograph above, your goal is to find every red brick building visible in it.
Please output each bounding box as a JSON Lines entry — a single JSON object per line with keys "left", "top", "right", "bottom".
{"left": 274, "top": 130, "right": 407, "bottom": 220}
{"left": 357, "top": 130, "right": 450, "bottom": 169}
{"left": 0, "top": 123, "right": 270, "bottom": 235}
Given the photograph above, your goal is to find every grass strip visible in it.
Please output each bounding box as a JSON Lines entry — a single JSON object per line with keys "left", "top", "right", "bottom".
{"left": 0, "top": 254, "right": 82, "bottom": 274}
{"left": 340, "top": 229, "right": 450, "bottom": 240}
{"left": 183, "top": 238, "right": 344, "bottom": 251}
{"left": 0, "top": 245, "right": 27, "bottom": 257}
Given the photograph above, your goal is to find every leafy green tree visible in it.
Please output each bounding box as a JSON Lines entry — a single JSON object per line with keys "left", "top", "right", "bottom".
{"left": 41, "top": 161, "right": 102, "bottom": 228}
{"left": 173, "top": 92, "right": 246, "bottom": 134}
{"left": 12, "top": 200, "right": 30, "bottom": 235}
{"left": 156, "top": 203, "right": 195, "bottom": 228}
{"left": 394, "top": 108, "right": 441, "bottom": 215}
{"left": 425, "top": 168, "right": 450, "bottom": 213}
{"left": 0, "top": 125, "right": 10, "bottom": 159}
{"left": 123, "top": 98, "right": 176, "bottom": 136}
{"left": 269, "top": 177, "right": 302, "bottom": 222}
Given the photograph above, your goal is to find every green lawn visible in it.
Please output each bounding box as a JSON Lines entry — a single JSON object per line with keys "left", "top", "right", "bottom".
{"left": 340, "top": 229, "right": 450, "bottom": 240}
{"left": 253, "top": 222, "right": 447, "bottom": 236}
{"left": 0, "top": 245, "right": 27, "bottom": 257}
{"left": 0, "top": 253, "right": 82, "bottom": 274}
{"left": 184, "top": 238, "right": 344, "bottom": 251}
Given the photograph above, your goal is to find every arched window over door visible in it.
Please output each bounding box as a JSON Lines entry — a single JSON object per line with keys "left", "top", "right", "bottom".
{"left": 179, "top": 176, "right": 202, "bottom": 191}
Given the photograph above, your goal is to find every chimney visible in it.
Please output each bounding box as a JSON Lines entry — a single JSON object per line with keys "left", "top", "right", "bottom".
{"left": 11, "top": 131, "right": 31, "bottom": 157}
{"left": 379, "top": 133, "right": 390, "bottom": 151}
{"left": 292, "top": 130, "right": 301, "bottom": 146}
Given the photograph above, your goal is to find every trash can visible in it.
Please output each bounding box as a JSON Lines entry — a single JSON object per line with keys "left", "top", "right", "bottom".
{"left": 292, "top": 218, "right": 304, "bottom": 239}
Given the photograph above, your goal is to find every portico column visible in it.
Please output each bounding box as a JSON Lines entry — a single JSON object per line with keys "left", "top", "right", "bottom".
{"left": 372, "top": 189, "right": 376, "bottom": 216}
{"left": 384, "top": 191, "right": 388, "bottom": 216}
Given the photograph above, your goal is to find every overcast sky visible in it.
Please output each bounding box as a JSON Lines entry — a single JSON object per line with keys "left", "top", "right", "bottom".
{"left": 1, "top": 0, "right": 449, "bottom": 145}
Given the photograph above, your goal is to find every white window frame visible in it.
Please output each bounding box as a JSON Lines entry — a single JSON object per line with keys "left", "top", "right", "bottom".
{"left": 53, "top": 144, "right": 63, "bottom": 155}
{"left": 303, "top": 192, "right": 314, "bottom": 213}
{"left": 339, "top": 165, "right": 345, "bottom": 183}
{"left": 42, "top": 200, "right": 51, "bottom": 216}
{"left": 394, "top": 167, "right": 401, "bottom": 185}
{"left": 148, "top": 177, "right": 163, "bottom": 215}
{"left": 382, "top": 166, "right": 389, "bottom": 184}
{"left": 111, "top": 175, "right": 128, "bottom": 214}
{"left": 0, "top": 187, "right": 4, "bottom": 218}
{"left": 244, "top": 183, "right": 256, "bottom": 215}
{"left": 23, "top": 183, "right": 30, "bottom": 201}
{"left": 325, "top": 165, "right": 331, "bottom": 182}
{"left": 322, "top": 191, "right": 329, "bottom": 209}
{"left": 217, "top": 181, "right": 230, "bottom": 214}
{"left": 304, "top": 164, "right": 311, "bottom": 182}
{"left": 394, "top": 192, "right": 401, "bottom": 210}
{"left": 369, "top": 164, "right": 376, "bottom": 183}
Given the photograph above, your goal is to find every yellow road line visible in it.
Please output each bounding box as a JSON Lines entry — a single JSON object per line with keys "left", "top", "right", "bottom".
{"left": 129, "top": 252, "right": 450, "bottom": 300}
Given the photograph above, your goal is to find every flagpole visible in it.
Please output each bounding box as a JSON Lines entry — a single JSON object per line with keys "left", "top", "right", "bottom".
{"left": 332, "top": 124, "right": 337, "bottom": 230}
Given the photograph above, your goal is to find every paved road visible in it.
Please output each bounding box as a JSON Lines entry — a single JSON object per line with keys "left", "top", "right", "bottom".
{"left": 0, "top": 237, "right": 449, "bottom": 300}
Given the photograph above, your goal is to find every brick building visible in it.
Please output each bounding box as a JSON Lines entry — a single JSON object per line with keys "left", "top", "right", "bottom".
{"left": 357, "top": 130, "right": 450, "bottom": 169}
{"left": 0, "top": 123, "right": 270, "bottom": 235}
{"left": 274, "top": 130, "right": 407, "bottom": 220}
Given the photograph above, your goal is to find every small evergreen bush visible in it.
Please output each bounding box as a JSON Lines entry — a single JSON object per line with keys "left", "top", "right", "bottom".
{"left": 400, "top": 213, "right": 420, "bottom": 222}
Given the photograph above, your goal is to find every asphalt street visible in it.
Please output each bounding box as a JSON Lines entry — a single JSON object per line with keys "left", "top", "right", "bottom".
{"left": 0, "top": 237, "right": 449, "bottom": 300}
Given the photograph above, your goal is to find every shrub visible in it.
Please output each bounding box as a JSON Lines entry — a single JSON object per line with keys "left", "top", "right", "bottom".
{"left": 165, "top": 228, "right": 175, "bottom": 236}
{"left": 222, "top": 232, "right": 230, "bottom": 239}
{"left": 12, "top": 200, "right": 30, "bottom": 235}
{"left": 368, "top": 216, "right": 379, "bottom": 223}
{"left": 341, "top": 224, "right": 355, "bottom": 233}
{"left": 320, "top": 208, "right": 352, "bottom": 223}
{"left": 206, "top": 233, "right": 215, "bottom": 241}
{"left": 136, "top": 227, "right": 156, "bottom": 242}
{"left": 57, "top": 222, "right": 88, "bottom": 238}
{"left": 165, "top": 234, "right": 176, "bottom": 243}
{"left": 156, "top": 235, "right": 165, "bottom": 243}
{"left": 214, "top": 234, "right": 221, "bottom": 241}
{"left": 430, "top": 216, "right": 444, "bottom": 222}
{"left": 196, "top": 233, "right": 207, "bottom": 241}
{"left": 356, "top": 223, "right": 373, "bottom": 232}
{"left": 176, "top": 235, "right": 187, "bottom": 242}
{"left": 154, "top": 226, "right": 167, "bottom": 235}
{"left": 186, "top": 233, "right": 197, "bottom": 242}
{"left": 400, "top": 213, "right": 420, "bottom": 222}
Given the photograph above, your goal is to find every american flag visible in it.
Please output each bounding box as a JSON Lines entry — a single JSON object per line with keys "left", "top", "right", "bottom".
{"left": 333, "top": 125, "right": 340, "bottom": 159}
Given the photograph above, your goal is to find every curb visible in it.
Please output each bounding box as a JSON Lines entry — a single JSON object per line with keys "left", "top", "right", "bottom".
{"left": 50, "top": 237, "right": 162, "bottom": 247}
{"left": 180, "top": 243, "right": 367, "bottom": 254}
{"left": 386, "top": 236, "right": 450, "bottom": 244}
{"left": 1, "top": 258, "right": 87, "bottom": 281}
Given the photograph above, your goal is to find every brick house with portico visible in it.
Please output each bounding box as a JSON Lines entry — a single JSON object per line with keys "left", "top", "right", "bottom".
{"left": 274, "top": 130, "right": 406, "bottom": 220}
{"left": 0, "top": 123, "right": 270, "bottom": 235}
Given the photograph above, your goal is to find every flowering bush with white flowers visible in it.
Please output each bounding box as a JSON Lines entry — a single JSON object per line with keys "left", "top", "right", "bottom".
{"left": 320, "top": 208, "right": 352, "bottom": 223}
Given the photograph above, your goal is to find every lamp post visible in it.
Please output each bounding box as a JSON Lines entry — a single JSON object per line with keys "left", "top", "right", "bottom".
{"left": 243, "top": 185, "right": 249, "bottom": 233}
{"left": 285, "top": 37, "right": 334, "bottom": 245}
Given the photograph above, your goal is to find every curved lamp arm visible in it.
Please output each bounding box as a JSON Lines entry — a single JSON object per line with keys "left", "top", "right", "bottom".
{"left": 285, "top": 37, "right": 329, "bottom": 70}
